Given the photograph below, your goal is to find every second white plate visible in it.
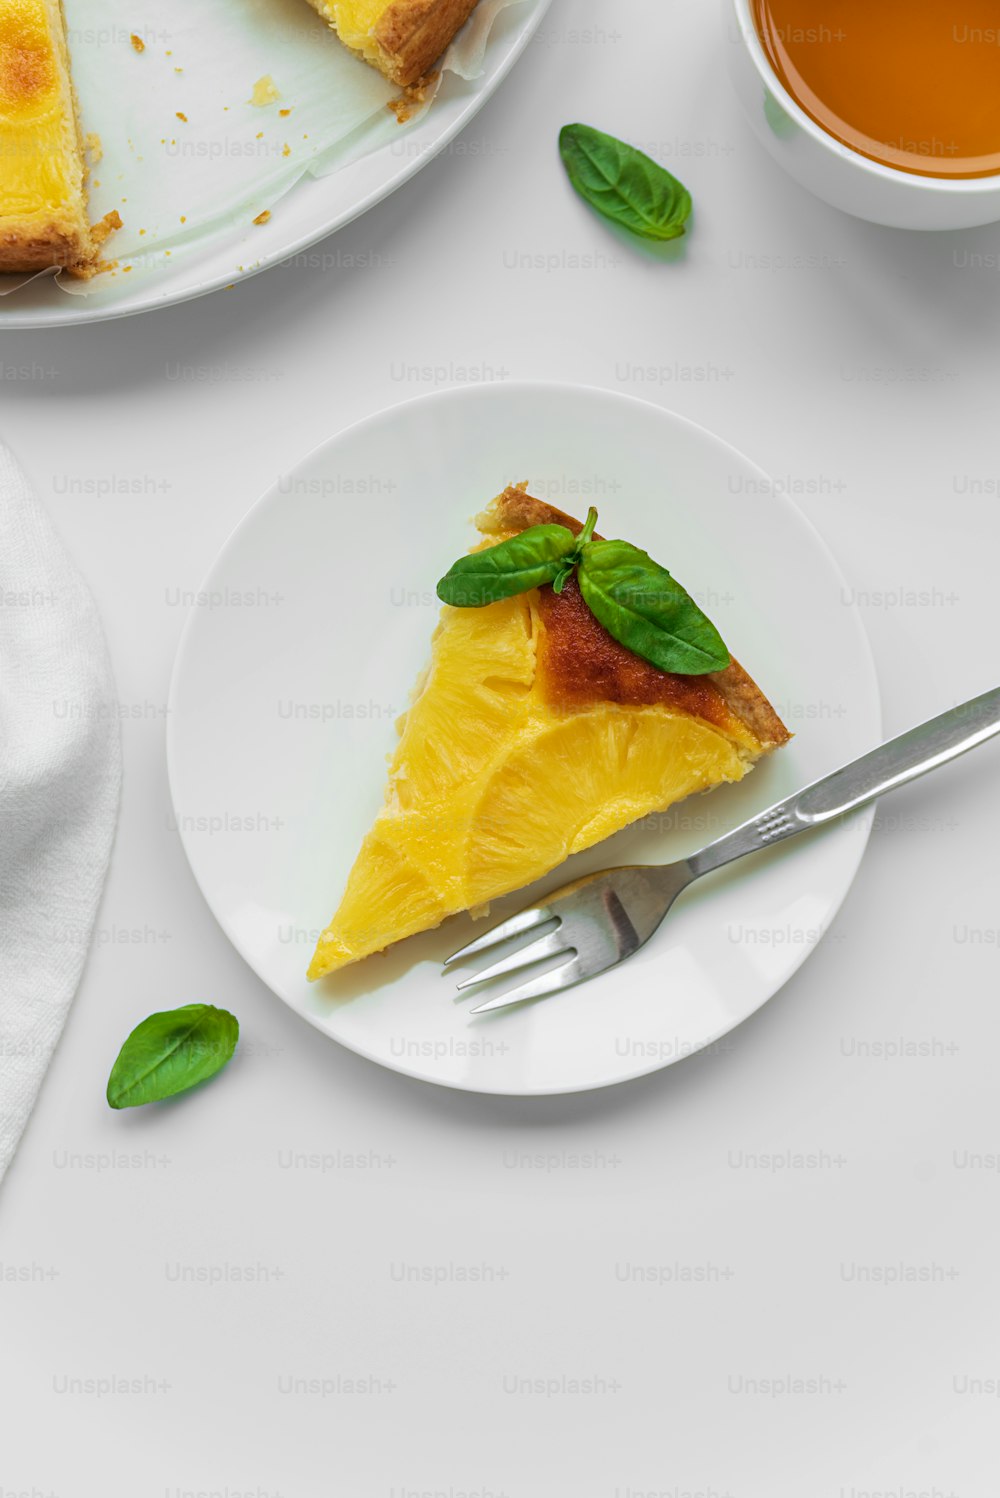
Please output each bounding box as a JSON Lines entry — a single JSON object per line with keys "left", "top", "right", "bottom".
{"left": 167, "top": 382, "right": 880, "bottom": 1094}
{"left": 1, "top": 0, "right": 550, "bottom": 327}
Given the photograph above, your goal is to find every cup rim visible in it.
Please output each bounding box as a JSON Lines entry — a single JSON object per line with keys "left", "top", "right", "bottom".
{"left": 730, "top": 0, "right": 1000, "bottom": 196}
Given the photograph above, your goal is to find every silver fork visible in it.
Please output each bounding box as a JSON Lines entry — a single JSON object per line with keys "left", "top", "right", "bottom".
{"left": 444, "top": 686, "right": 1000, "bottom": 1015}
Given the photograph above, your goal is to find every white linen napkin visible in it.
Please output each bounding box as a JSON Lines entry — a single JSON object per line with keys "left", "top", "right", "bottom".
{"left": 0, "top": 445, "right": 121, "bottom": 1182}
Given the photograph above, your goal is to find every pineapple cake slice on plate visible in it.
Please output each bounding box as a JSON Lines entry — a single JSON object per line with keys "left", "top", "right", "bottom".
{"left": 308, "top": 486, "right": 789, "bottom": 980}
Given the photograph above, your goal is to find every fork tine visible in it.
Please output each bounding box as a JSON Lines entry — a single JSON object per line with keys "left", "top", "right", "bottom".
{"left": 454, "top": 927, "right": 569, "bottom": 992}
{"left": 443, "top": 903, "right": 553, "bottom": 967}
{"left": 468, "top": 956, "right": 582, "bottom": 1015}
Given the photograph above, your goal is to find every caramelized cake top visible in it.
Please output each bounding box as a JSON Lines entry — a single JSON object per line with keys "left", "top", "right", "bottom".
{"left": 479, "top": 486, "right": 790, "bottom": 752}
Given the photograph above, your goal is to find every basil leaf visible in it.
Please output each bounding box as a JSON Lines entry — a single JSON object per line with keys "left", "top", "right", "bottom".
{"left": 106, "top": 1004, "right": 239, "bottom": 1109}
{"left": 552, "top": 560, "right": 576, "bottom": 595}
{"left": 559, "top": 124, "right": 692, "bottom": 243}
{"left": 437, "top": 524, "right": 577, "bottom": 607}
{"left": 577, "top": 540, "right": 730, "bottom": 675}
{"left": 576, "top": 506, "right": 599, "bottom": 547}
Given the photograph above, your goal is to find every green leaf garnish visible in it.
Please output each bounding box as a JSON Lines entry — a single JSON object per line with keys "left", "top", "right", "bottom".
{"left": 558, "top": 123, "right": 692, "bottom": 243}
{"left": 106, "top": 1004, "right": 239, "bottom": 1109}
{"left": 577, "top": 540, "right": 729, "bottom": 675}
{"left": 576, "top": 506, "right": 599, "bottom": 548}
{"left": 436, "top": 524, "right": 577, "bottom": 607}
{"left": 551, "top": 561, "right": 575, "bottom": 594}
{"left": 436, "top": 507, "right": 729, "bottom": 677}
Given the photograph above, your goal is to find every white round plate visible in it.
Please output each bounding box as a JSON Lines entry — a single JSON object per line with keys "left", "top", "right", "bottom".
{"left": 168, "top": 383, "right": 880, "bottom": 1095}
{"left": 1, "top": 0, "right": 549, "bottom": 328}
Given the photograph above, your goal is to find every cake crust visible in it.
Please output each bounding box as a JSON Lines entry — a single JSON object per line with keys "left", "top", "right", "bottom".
{"left": 306, "top": 0, "right": 480, "bottom": 86}
{"left": 375, "top": 0, "right": 480, "bottom": 84}
{"left": 481, "top": 486, "right": 791, "bottom": 754}
{"left": 0, "top": 221, "right": 89, "bottom": 273}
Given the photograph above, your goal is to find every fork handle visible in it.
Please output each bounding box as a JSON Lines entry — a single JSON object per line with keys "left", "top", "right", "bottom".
{"left": 688, "top": 686, "right": 1000, "bottom": 880}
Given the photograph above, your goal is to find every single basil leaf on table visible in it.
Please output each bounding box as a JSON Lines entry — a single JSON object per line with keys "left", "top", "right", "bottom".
{"left": 436, "top": 524, "right": 578, "bottom": 607}
{"left": 558, "top": 124, "right": 692, "bottom": 242}
{"left": 577, "top": 539, "right": 730, "bottom": 676}
{"left": 106, "top": 1003, "right": 239, "bottom": 1109}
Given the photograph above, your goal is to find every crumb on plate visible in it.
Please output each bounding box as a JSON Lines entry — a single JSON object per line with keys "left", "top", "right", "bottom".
{"left": 387, "top": 71, "right": 438, "bottom": 124}
{"left": 250, "top": 75, "right": 280, "bottom": 107}
{"left": 61, "top": 211, "right": 123, "bottom": 280}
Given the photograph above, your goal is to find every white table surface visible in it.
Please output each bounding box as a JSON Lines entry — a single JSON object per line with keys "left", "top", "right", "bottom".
{"left": 3, "top": 1, "right": 1000, "bottom": 1492}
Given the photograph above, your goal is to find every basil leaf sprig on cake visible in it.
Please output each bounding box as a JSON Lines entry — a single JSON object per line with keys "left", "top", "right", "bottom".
{"left": 558, "top": 124, "right": 692, "bottom": 243}
{"left": 436, "top": 507, "right": 729, "bottom": 676}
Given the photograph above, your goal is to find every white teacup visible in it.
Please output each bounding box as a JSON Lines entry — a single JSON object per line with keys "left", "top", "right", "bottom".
{"left": 725, "top": 0, "right": 1000, "bottom": 230}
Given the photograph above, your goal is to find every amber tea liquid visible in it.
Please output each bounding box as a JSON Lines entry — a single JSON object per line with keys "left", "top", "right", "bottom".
{"left": 750, "top": 0, "right": 1000, "bottom": 178}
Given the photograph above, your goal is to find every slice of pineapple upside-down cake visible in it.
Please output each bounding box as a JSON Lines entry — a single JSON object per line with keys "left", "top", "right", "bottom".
{"left": 307, "top": 486, "right": 789, "bottom": 979}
